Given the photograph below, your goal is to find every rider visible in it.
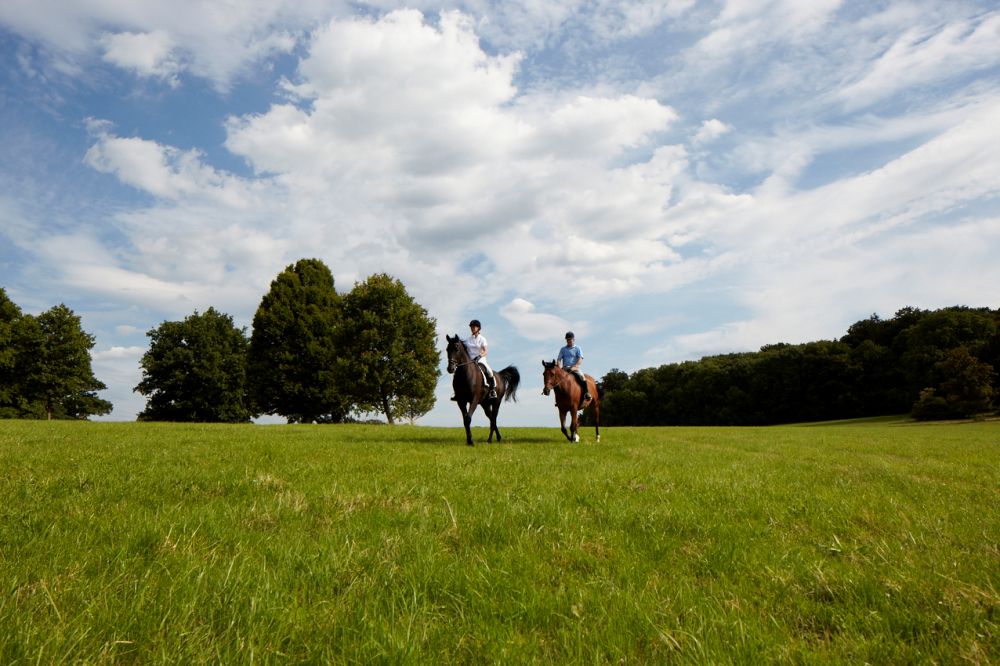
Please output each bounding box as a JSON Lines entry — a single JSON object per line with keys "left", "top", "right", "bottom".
{"left": 465, "top": 319, "right": 497, "bottom": 399}
{"left": 557, "top": 331, "right": 591, "bottom": 405}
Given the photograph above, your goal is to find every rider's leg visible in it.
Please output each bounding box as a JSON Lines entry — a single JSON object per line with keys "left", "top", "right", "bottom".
{"left": 479, "top": 359, "right": 497, "bottom": 398}
{"left": 574, "top": 370, "right": 591, "bottom": 403}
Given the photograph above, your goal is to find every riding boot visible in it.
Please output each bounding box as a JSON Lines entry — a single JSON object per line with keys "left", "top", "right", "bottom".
{"left": 488, "top": 377, "right": 498, "bottom": 399}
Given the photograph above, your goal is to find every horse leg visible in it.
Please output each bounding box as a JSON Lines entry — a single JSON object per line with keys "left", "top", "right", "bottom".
{"left": 459, "top": 401, "right": 474, "bottom": 446}
{"left": 589, "top": 378, "right": 601, "bottom": 443}
{"left": 570, "top": 408, "right": 580, "bottom": 443}
{"left": 491, "top": 400, "right": 503, "bottom": 442}
{"left": 559, "top": 406, "right": 571, "bottom": 441}
{"left": 484, "top": 400, "right": 497, "bottom": 443}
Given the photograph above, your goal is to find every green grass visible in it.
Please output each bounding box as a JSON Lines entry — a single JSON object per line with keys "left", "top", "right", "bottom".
{"left": 0, "top": 420, "right": 996, "bottom": 664}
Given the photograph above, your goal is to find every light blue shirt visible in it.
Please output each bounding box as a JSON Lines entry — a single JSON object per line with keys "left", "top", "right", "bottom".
{"left": 558, "top": 344, "right": 582, "bottom": 369}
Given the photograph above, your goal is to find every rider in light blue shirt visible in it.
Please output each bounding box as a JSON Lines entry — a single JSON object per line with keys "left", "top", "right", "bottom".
{"left": 557, "top": 331, "right": 591, "bottom": 403}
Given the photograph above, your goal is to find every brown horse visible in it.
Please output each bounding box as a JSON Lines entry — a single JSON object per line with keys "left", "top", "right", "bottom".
{"left": 542, "top": 360, "right": 601, "bottom": 442}
{"left": 446, "top": 335, "right": 520, "bottom": 446}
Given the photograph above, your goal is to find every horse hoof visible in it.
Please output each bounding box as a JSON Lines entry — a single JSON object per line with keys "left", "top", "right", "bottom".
{"left": 596, "top": 435, "right": 601, "bottom": 442}
{"left": 573, "top": 434, "right": 580, "bottom": 443}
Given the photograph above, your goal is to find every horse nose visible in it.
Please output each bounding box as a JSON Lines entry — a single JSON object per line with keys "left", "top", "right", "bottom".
{"left": 542, "top": 388, "right": 550, "bottom": 396}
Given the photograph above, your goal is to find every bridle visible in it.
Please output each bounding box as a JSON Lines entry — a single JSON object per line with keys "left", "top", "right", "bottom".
{"left": 542, "top": 366, "right": 572, "bottom": 395}
{"left": 447, "top": 341, "right": 477, "bottom": 374}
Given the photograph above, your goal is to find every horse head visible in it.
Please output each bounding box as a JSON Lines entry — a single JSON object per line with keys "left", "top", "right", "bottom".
{"left": 446, "top": 335, "right": 465, "bottom": 374}
{"left": 541, "top": 360, "right": 559, "bottom": 396}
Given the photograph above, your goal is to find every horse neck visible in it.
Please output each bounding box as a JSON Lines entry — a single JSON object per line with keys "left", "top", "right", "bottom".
{"left": 550, "top": 367, "right": 574, "bottom": 394}
{"left": 453, "top": 346, "right": 479, "bottom": 388}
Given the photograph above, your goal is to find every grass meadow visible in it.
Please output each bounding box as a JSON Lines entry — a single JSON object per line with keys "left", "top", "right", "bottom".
{"left": 0, "top": 418, "right": 997, "bottom": 664}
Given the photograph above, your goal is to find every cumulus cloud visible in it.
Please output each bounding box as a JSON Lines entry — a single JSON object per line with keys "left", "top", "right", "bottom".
{"left": 500, "top": 298, "right": 573, "bottom": 341}
{"left": 693, "top": 118, "right": 730, "bottom": 144}
{"left": 100, "top": 30, "right": 181, "bottom": 84}
{"left": 218, "top": 9, "right": 681, "bottom": 309}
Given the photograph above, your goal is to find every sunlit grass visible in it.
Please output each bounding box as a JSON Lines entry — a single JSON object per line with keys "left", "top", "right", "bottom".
{"left": 0, "top": 420, "right": 996, "bottom": 663}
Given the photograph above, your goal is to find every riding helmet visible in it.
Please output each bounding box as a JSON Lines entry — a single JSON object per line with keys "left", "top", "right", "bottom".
{"left": 469, "top": 319, "right": 481, "bottom": 328}
{"left": 565, "top": 331, "right": 575, "bottom": 339}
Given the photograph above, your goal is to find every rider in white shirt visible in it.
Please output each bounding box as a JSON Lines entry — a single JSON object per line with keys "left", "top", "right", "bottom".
{"left": 464, "top": 319, "right": 497, "bottom": 398}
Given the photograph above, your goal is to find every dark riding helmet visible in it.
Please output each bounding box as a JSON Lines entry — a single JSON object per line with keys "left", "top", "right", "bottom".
{"left": 469, "top": 319, "right": 482, "bottom": 328}
{"left": 565, "top": 331, "right": 575, "bottom": 339}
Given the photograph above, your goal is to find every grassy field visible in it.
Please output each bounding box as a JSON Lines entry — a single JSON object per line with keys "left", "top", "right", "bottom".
{"left": 0, "top": 419, "right": 996, "bottom": 664}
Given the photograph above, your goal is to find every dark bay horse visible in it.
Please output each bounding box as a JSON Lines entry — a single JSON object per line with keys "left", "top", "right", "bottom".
{"left": 542, "top": 360, "right": 601, "bottom": 442}
{"left": 446, "top": 335, "right": 520, "bottom": 446}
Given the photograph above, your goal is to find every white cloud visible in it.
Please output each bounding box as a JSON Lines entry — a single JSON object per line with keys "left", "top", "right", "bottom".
{"left": 500, "top": 298, "right": 572, "bottom": 341}
{"left": 693, "top": 118, "right": 730, "bottom": 144}
{"left": 84, "top": 128, "right": 264, "bottom": 208}
{"left": 839, "top": 13, "right": 1000, "bottom": 111}
{"left": 90, "top": 345, "right": 146, "bottom": 421}
{"left": 0, "top": 0, "right": 320, "bottom": 89}
{"left": 695, "top": 0, "right": 842, "bottom": 59}
{"left": 100, "top": 30, "right": 181, "bottom": 84}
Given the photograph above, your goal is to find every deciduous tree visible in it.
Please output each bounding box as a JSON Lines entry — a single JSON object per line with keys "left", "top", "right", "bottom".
{"left": 20, "top": 304, "right": 112, "bottom": 419}
{"left": 136, "top": 308, "right": 252, "bottom": 422}
{"left": 337, "top": 273, "right": 439, "bottom": 424}
{"left": 248, "top": 259, "right": 348, "bottom": 423}
{"left": 0, "top": 289, "right": 24, "bottom": 417}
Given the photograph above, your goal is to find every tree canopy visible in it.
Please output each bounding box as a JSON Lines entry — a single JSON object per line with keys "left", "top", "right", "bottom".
{"left": 337, "top": 273, "right": 440, "bottom": 424}
{"left": 135, "top": 308, "right": 253, "bottom": 422}
{"left": 247, "top": 259, "right": 349, "bottom": 423}
{"left": 0, "top": 292, "right": 112, "bottom": 420}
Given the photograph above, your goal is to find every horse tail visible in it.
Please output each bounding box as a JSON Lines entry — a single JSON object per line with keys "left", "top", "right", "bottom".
{"left": 499, "top": 366, "right": 520, "bottom": 402}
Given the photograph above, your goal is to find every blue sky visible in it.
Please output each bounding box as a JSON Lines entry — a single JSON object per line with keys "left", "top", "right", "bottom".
{"left": 2, "top": 1, "right": 999, "bottom": 426}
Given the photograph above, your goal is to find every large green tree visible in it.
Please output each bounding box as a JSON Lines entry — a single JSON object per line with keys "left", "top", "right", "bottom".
{"left": 0, "top": 289, "right": 24, "bottom": 416}
{"left": 248, "top": 259, "right": 348, "bottom": 423}
{"left": 17, "top": 304, "right": 112, "bottom": 420}
{"left": 135, "top": 308, "right": 253, "bottom": 422}
{"left": 337, "top": 273, "right": 440, "bottom": 424}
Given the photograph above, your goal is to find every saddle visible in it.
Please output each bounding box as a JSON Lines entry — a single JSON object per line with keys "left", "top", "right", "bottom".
{"left": 475, "top": 364, "right": 497, "bottom": 399}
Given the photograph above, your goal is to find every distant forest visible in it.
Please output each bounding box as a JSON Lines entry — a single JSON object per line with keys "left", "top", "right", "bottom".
{"left": 596, "top": 306, "right": 999, "bottom": 426}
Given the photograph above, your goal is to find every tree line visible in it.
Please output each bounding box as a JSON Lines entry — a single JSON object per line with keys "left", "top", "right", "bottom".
{"left": 136, "top": 259, "right": 440, "bottom": 424}
{"left": 1, "top": 258, "right": 440, "bottom": 424}
{"left": 594, "top": 306, "right": 999, "bottom": 426}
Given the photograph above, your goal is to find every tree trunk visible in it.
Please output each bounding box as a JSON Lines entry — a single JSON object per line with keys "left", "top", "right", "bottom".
{"left": 382, "top": 395, "right": 394, "bottom": 425}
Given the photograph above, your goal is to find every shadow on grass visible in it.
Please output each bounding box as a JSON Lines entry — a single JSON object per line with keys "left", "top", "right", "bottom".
{"left": 414, "top": 433, "right": 566, "bottom": 446}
